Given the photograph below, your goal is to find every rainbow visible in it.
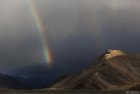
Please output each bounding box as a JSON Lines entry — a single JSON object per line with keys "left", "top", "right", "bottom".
{"left": 26, "top": 0, "right": 52, "bottom": 65}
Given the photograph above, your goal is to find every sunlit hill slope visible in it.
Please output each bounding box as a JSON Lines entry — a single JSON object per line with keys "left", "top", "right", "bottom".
{"left": 48, "top": 50, "right": 140, "bottom": 91}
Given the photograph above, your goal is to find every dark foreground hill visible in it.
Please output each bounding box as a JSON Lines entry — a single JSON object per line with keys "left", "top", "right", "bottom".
{"left": 0, "top": 73, "right": 26, "bottom": 89}
{"left": 48, "top": 50, "right": 140, "bottom": 91}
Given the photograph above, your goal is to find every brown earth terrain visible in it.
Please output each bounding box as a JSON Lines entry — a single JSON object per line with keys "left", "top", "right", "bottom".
{"left": 48, "top": 50, "right": 140, "bottom": 91}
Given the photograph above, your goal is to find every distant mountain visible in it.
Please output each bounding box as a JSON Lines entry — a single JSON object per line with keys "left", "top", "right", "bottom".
{"left": 0, "top": 73, "right": 27, "bottom": 89}
{"left": 0, "top": 70, "right": 59, "bottom": 89}
{"left": 16, "top": 75, "right": 57, "bottom": 89}
{"left": 13, "top": 64, "right": 68, "bottom": 89}
{"left": 48, "top": 50, "right": 140, "bottom": 91}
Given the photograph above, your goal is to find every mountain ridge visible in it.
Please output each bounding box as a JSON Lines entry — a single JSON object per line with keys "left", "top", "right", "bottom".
{"left": 0, "top": 72, "right": 28, "bottom": 89}
{"left": 47, "top": 49, "right": 140, "bottom": 91}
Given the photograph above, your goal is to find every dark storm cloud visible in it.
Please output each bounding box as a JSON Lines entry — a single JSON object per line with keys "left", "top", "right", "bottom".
{"left": 0, "top": 0, "right": 140, "bottom": 74}
{"left": 38, "top": 0, "right": 140, "bottom": 69}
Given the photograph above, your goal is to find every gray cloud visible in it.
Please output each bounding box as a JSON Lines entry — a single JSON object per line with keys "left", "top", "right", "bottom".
{"left": 0, "top": 0, "right": 140, "bottom": 74}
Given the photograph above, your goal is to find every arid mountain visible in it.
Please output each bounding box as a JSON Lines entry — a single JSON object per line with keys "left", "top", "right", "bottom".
{"left": 48, "top": 50, "right": 140, "bottom": 91}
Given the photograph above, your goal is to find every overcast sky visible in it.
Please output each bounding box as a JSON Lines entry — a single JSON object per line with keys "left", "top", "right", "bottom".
{"left": 0, "top": 0, "right": 140, "bottom": 75}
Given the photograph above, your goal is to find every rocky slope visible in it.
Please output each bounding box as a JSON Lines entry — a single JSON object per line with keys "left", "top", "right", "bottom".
{"left": 48, "top": 50, "right": 140, "bottom": 91}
